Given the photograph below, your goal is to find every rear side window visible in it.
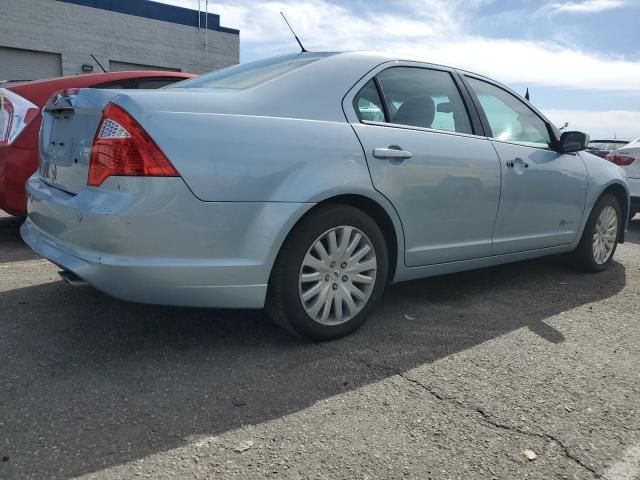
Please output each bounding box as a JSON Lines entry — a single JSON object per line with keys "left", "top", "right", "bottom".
{"left": 91, "top": 80, "right": 131, "bottom": 89}
{"left": 136, "top": 78, "right": 181, "bottom": 89}
{"left": 466, "top": 77, "right": 551, "bottom": 148}
{"left": 375, "top": 67, "right": 473, "bottom": 135}
{"left": 353, "top": 80, "right": 385, "bottom": 122}
{"left": 173, "top": 53, "right": 333, "bottom": 90}
{"left": 91, "top": 78, "right": 183, "bottom": 90}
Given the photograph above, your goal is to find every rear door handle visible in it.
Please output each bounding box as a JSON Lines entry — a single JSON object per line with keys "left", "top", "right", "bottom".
{"left": 373, "top": 146, "right": 413, "bottom": 160}
{"left": 506, "top": 158, "right": 529, "bottom": 169}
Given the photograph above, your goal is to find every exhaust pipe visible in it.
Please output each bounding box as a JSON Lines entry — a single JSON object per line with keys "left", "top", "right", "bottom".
{"left": 58, "top": 270, "right": 88, "bottom": 287}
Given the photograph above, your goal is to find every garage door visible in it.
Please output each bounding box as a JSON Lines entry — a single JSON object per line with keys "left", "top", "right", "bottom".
{"left": 0, "top": 47, "right": 62, "bottom": 82}
{"left": 109, "top": 60, "right": 180, "bottom": 72}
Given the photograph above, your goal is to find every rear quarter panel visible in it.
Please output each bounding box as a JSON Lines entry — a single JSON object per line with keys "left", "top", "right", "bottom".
{"left": 130, "top": 109, "right": 376, "bottom": 203}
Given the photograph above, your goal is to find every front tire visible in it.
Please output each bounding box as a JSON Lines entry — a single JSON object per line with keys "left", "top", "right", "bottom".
{"left": 573, "top": 194, "right": 621, "bottom": 272}
{"left": 266, "top": 204, "right": 388, "bottom": 341}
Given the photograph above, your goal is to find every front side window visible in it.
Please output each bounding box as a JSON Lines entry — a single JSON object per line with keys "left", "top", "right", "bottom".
{"left": 376, "top": 67, "right": 473, "bottom": 135}
{"left": 466, "top": 77, "right": 551, "bottom": 148}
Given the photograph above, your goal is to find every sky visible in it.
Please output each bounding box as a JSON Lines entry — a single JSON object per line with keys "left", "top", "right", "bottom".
{"left": 158, "top": 0, "right": 640, "bottom": 139}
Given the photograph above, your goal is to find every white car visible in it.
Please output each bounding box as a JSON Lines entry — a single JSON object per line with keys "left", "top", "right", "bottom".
{"left": 606, "top": 138, "right": 640, "bottom": 220}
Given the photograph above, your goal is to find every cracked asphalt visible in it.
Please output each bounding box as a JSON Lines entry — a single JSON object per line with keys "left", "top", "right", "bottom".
{"left": 1, "top": 210, "right": 639, "bottom": 480}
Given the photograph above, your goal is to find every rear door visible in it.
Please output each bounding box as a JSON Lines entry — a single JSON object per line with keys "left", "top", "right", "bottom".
{"left": 463, "top": 75, "right": 588, "bottom": 254}
{"left": 345, "top": 64, "right": 501, "bottom": 266}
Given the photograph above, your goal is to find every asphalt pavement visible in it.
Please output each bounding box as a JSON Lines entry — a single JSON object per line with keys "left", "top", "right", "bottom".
{"left": 1, "top": 210, "right": 639, "bottom": 480}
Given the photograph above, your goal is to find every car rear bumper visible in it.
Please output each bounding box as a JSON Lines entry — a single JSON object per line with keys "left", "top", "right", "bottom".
{"left": 22, "top": 175, "right": 311, "bottom": 308}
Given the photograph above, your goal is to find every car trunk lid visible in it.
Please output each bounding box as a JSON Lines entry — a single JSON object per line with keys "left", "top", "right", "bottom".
{"left": 39, "top": 88, "right": 120, "bottom": 194}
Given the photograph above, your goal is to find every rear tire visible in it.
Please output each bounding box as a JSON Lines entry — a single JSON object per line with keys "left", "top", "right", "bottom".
{"left": 266, "top": 204, "right": 388, "bottom": 341}
{"left": 572, "top": 194, "right": 621, "bottom": 272}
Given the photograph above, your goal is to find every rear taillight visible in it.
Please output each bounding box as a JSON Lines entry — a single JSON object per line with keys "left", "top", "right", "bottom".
{"left": 88, "top": 103, "right": 179, "bottom": 187}
{"left": 605, "top": 153, "right": 636, "bottom": 166}
{"left": 0, "top": 88, "right": 39, "bottom": 146}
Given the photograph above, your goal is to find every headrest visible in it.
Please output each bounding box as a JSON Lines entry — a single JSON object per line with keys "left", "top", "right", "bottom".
{"left": 393, "top": 96, "right": 436, "bottom": 128}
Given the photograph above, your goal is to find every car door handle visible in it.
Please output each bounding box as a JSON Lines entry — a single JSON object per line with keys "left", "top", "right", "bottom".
{"left": 506, "top": 158, "right": 529, "bottom": 169}
{"left": 373, "top": 147, "right": 413, "bottom": 160}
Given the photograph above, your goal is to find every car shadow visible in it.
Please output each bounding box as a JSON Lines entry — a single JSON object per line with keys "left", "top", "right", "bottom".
{"left": 0, "top": 248, "right": 627, "bottom": 479}
{"left": 0, "top": 215, "right": 39, "bottom": 263}
{"left": 626, "top": 216, "right": 640, "bottom": 244}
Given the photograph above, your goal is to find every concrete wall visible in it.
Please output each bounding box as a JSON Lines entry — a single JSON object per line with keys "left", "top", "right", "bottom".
{"left": 0, "top": 0, "right": 239, "bottom": 77}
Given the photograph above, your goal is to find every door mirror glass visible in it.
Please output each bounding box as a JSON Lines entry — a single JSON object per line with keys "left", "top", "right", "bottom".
{"left": 560, "top": 131, "right": 590, "bottom": 153}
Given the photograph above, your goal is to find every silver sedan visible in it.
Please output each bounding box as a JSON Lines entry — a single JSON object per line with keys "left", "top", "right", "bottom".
{"left": 22, "top": 52, "right": 630, "bottom": 340}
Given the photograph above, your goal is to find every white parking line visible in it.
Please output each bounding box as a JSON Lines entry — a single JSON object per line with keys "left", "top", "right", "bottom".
{"left": 603, "top": 444, "right": 640, "bottom": 480}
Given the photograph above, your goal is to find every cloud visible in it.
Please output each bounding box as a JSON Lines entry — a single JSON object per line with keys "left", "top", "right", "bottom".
{"left": 542, "top": 109, "right": 640, "bottom": 138}
{"left": 171, "top": 0, "right": 640, "bottom": 93}
{"left": 161, "top": 1, "right": 639, "bottom": 136}
{"left": 541, "top": 0, "right": 627, "bottom": 15}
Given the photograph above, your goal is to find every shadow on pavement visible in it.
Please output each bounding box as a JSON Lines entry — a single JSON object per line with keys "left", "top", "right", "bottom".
{"left": 0, "top": 215, "right": 39, "bottom": 263}
{"left": 626, "top": 216, "right": 640, "bottom": 244}
{"left": 0, "top": 245, "right": 627, "bottom": 478}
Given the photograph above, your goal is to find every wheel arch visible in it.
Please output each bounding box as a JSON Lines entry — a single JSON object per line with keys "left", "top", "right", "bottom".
{"left": 578, "top": 180, "right": 630, "bottom": 246}
{"left": 269, "top": 192, "right": 405, "bottom": 285}
{"left": 600, "top": 182, "right": 630, "bottom": 243}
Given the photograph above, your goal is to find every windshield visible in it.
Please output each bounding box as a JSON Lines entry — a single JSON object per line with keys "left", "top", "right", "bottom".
{"left": 172, "top": 53, "right": 334, "bottom": 90}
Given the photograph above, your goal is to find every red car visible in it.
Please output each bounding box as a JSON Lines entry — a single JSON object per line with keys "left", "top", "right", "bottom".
{"left": 0, "top": 71, "right": 194, "bottom": 215}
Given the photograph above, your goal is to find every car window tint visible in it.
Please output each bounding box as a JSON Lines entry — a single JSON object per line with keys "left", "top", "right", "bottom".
{"left": 137, "top": 78, "right": 181, "bottom": 89}
{"left": 90, "top": 81, "right": 129, "bottom": 89}
{"left": 376, "top": 67, "right": 472, "bottom": 135}
{"left": 353, "top": 79, "right": 386, "bottom": 122}
{"left": 466, "top": 77, "right": 551, "bottom": 148}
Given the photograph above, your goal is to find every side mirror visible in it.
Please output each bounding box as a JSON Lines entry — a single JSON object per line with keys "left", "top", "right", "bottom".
{"left": 559, "top": 131, "right": 590, "bottom": 153}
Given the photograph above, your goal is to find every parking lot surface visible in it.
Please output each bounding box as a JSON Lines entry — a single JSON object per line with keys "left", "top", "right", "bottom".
{"left": 1, "top": 210, "right": 639, "bottom": 480}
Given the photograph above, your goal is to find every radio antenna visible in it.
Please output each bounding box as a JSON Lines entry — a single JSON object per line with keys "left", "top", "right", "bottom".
{"left": 91, "top": 54, "right": 107, "bottom": 73}
{"left": 280, "top": 12, "right": 308, "bottom": 53}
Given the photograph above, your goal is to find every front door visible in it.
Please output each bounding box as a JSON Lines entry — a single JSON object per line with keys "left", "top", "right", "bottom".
{"left": 464, "top": 76, "right": 588, "bottom": 254}
{"left": 348, "top": 66, "right": 502, "bottom": 266}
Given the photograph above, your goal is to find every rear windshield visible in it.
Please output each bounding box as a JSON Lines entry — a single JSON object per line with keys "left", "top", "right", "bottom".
{"left": 172, "top": 53, "right": 334, "bottom": 90}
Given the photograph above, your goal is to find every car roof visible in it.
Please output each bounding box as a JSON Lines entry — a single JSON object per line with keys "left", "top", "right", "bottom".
{"left": 323, "top": 51, "right": 555, "bottom": 129}
{"left": 4, "top": 71, "right": 195, "bottom": 106}
{"left": 5, "top": 70, "right": 193, "bottom": 88}
{"left": 330, "top": 51, "right": 496, "bottom": 80}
